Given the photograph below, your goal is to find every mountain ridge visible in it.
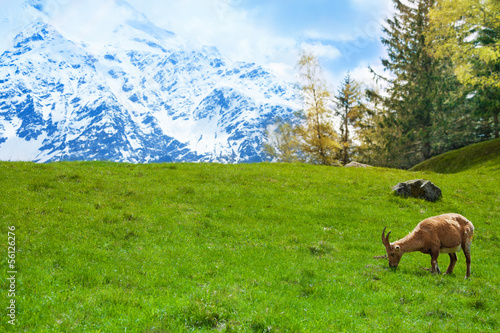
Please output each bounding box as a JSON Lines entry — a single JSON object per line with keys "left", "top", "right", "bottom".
{"left": 0, "top": 0, "right": 300, "bottom": 163}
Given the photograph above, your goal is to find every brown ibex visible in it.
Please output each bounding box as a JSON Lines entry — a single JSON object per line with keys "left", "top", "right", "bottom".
{"left": 382, "top": 213, "right": 474, "bottom": 278}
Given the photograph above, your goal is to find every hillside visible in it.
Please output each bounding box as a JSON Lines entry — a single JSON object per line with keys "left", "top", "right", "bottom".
{"left": 410, "top": 138, "right": 500, "bottom": 173}
{"left": 0, "top": 162, "right": 498, "bottom": 331}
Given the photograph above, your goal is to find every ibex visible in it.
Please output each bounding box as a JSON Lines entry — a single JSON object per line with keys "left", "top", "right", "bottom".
{"left": 382, "top": 213, "right": 474, "bottom": 278}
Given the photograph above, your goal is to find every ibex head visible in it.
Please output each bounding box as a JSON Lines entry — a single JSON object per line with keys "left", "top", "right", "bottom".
{"left": 382, "top": 227, "right": 403, "bottom": 268}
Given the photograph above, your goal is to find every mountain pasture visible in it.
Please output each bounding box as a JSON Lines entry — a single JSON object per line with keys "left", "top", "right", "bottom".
{"left": 0, "top": 160, "right": 498, "bottom": 332}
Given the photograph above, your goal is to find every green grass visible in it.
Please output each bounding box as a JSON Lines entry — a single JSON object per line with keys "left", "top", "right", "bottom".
{"left": 0, "top": 160, "right": 499, "bottom": 332}
{"left": 410, "top": 138, "right": 500, "bottom": 173}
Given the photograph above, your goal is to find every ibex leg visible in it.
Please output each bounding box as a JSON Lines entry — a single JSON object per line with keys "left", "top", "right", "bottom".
{"left": 445, "top": 253, "right": 457, "bottom": 275}
{"left": 430, "top": 250, "right": 441, "bottom": 274}
{"left": 463, "top": 244, "right": 472, "bottom": 279}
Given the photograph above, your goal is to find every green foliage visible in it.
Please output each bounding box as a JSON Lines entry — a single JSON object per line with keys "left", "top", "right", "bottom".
{"left": 410, "top": 138, "right": 500, "bottom": 173}
{"left": 427, "top": 0, "right": 500, "bottom": 140}
{"left": 367, "top": 0, "right": 452, "bottom": 167}
{"left": 427, "top": 0, "right": 500, "bottom": 89}
{"left": 360, "top": 0, "right": 499, "bottom": 168}
{"left": 0, "top": 161, "right": 499, "bottom": 332}
{"left": 353, "top": 86, "right": 401, "bottom": 167}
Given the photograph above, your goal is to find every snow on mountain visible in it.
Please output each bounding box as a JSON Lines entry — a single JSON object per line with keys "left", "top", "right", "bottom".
{"left": 0, "top": 0, "right": 300, "bottom": 163}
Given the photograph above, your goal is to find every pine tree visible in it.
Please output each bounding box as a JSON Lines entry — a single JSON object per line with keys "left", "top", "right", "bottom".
{"left": 362, "top": 0, "right": 468, "bottom": 168}
{"left": 296, "top": 52, "right": 340, "bottom": 165}
{"left": 358, "top": 0, "right": 495, "bottom": 168}
{"left": 357, "top": 85, "right": 407, "bottom": 167}
{"left": 334, "top": 73, "right": 364, "bottom": 165}
{"left": 470, "top": 86, "right": 500, "bottom": 139}
{"left": 382, "top": 0, "right": 438, "bottom": 166}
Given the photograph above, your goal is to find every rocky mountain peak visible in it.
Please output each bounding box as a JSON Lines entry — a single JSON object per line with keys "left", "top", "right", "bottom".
{"left": 0, "top": 0, "right": 300, "bottom": 163}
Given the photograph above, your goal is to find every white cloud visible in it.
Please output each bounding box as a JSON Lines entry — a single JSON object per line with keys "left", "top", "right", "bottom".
{"left": 2, "top": 0, "right": 391, "bottom": 86}
{"left": 349, "top": 0, "right": 394, "bottom": 13}
{"left": 126, "top": 0, "right": 299, "bottom": 79}
{"left": 347, "top": 0, "right": 395, "bottom": 37}
{"left": 300, "top": 42, "right": 342, "bottom": 60}
{"left": 350, "top": 64, "right": 382, "bottom": 89}
{"left": 49, "top": 0, "right": 390, "bottom": 84}
{"left": 303, "top": 30, "right": 359, "bottom": 43}
{"left": 329, "top": 62, "right": 389, "bottom": 95}
{"left": 265, "top": 62, "right": 296, "bottom": 81}
{"left": 49, "top": 0, "right": 129, "bottom": 46}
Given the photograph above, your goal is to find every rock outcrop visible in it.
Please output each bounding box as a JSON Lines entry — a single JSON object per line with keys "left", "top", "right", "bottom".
{"left": 392, "top": 179, "right": 442, "bottom": 202}
{"left": 344, "top": 162, "right": 371, "bottom": 168}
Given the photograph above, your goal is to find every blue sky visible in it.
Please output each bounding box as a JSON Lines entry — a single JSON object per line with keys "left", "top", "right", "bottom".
{"left": 127, "top": 0, "right": 394, "bottom": 88}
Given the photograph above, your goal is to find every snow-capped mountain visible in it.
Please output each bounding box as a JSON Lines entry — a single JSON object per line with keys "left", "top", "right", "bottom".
{"left": 0, "top": 0, "right": 299, "bottom": 163}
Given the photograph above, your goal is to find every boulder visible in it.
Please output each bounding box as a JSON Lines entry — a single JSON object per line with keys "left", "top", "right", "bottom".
{"left": 392, "top": 179, "right": 442, "bottom": 202}
{"left": 344, "top": 162, "right": 371, "bottom": 168}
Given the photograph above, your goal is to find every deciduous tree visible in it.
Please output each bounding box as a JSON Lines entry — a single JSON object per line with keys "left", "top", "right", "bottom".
{"left": 427, "top": 0, "right": 500, "bottom": 138}
{"left": 296, "top": 52, "right": 340, "bottom": 165}
{"left": 263, "top": 118, "right": 301, "bottom": 163}
{"left": 427, "top": 0, "right": 500, "bottom": 89}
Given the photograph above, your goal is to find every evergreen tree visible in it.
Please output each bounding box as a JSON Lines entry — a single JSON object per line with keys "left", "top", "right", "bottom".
{"left": 334, "top": 73, "right": 364, "bottom": 165}
{"left": 356, "top": 0, "right": 497, "bottom": 168}
{"left": 382, "top": 0, "right": 437, "bottom": 166}
{"left": 363, "top": 0, "right": 473, "bottom": 168}
{"left": 357, "top": 84, "right": 407, "bottom": 167}
{"left": 470, "top": 86, "right": 500, "bottom": 139}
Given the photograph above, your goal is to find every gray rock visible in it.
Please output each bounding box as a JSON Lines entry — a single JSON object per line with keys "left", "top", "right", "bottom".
{"left": 392, "top": 179, "right": 442, "bottom": 202}
{"left": 344, "top": 162, "right": 371, "bottom": 168}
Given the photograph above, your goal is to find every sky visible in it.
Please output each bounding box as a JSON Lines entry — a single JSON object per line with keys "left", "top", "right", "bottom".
{"left": 1, "top": 0, "right": 395, "bottom": 90}
{"left": 124, "top": 0, "right": 394, "bottom": 89}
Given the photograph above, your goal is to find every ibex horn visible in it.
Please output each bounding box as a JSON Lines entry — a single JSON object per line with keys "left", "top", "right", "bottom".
{"left": 382, "top": 227, "right": 391, "bottom": 247}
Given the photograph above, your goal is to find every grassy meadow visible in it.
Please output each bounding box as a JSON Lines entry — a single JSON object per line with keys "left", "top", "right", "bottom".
{"left": 0, "top": 147, "right": 499, "bottom": 331}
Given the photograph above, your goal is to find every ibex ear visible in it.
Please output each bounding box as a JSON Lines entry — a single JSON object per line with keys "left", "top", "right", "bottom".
{"left": 395, "top": 245, "right": 400, "bottom": 251}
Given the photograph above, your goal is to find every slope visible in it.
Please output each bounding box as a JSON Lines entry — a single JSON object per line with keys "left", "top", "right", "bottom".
{"left": 0, "top": 161, "right": 498, "bottom": 331}
{"left": 410, "top": 138, "right": 500, "bottom": 173}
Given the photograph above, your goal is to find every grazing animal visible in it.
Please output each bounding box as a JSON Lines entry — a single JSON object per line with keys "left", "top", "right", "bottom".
{"left": 382, "top": 213, "right": 474, "bottom": 278}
